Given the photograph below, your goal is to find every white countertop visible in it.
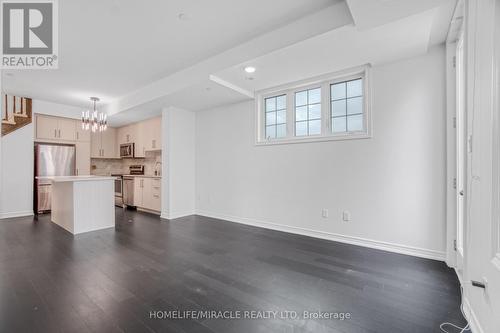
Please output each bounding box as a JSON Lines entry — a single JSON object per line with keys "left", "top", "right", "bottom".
{"left": 37, "top": 176, "right": 116, "bottom": 182}
{"left": 121, "top": 174, "right": 162, "bottom": 178}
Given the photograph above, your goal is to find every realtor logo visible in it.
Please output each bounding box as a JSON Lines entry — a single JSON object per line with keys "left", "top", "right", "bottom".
{"left": 1, "top": 0, "right": 58, "bottom": 69}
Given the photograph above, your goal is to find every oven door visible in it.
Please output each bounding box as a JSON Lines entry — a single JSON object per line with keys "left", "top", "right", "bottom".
{"left": 114, "top": 177, "right": 123, "bottom": 197}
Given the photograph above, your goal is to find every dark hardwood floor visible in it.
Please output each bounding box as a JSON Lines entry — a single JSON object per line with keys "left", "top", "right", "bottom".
{"left": 0, "top": 209, "right": 468, "bottom": 333}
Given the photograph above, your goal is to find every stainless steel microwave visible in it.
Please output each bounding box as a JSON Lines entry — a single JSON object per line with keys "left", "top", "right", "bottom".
{"left": 120, "top": 143, "right": 134, "bottom": 158}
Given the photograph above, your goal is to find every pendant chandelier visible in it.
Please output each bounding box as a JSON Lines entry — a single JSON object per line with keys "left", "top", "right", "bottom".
{"left": 81, "top": 97, "right": 107, "bottom": 132}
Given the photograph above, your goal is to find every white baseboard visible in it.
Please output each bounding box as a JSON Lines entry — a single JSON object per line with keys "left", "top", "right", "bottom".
{"left": 463, "top": 297, "right": 484, "bottom": 333}
{"left": 160, "top": 211, "right": 194, "bottom": 220}
{"left": 196, "top": 210, "right": 446, "bottom": 261}
{"left": 0, "top": 211, "right": 34, "bottom": 219}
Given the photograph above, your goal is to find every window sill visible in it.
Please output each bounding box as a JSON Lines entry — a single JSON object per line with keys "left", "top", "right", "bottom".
{"left": 255, "top": 132, "right": 372, "bottom": 146}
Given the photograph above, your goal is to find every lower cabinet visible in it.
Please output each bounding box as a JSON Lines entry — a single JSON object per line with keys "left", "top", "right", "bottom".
{"left": 134, "top": 177, "right": 161, "bottom": 212}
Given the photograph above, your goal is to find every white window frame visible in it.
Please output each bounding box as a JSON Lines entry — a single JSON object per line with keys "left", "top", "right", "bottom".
{"left": 255, "top": 64, "right": 372, "bottom": 145}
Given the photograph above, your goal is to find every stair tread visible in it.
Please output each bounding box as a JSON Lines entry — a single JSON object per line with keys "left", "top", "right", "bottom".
{"left": 2, "top": 119, "right": 16, "bottom": 125}
{"left": 13, "top": 113, "right": 28, "bottom": 118}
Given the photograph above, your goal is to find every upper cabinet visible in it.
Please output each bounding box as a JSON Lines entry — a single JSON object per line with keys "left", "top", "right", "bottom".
{"left": 144, "top": 116, "right": 162, "bottom": 151}
{"left": 116, "top": 116, "right": 162, "bottom": 157}
{"left": 91, "top": 127, "right": 118, "bottom": 158}
{"left": 117, "top": 124, "right": 137, "bottom": 145}
{"left": 75, "top": 122, "right": 90, "bottom": 142}
{"left": 35, "top": 114, "right": 76, "bottom": 141}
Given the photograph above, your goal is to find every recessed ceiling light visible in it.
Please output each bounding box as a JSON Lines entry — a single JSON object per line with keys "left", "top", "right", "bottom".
{"left": 4, "top": 73, "right": 14, "bottom": 77}
{"left": 244, "top": 66, "right": 256, "bottom": 73}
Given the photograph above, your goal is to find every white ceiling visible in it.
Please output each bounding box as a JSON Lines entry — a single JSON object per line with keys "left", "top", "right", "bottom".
{"left": 2, "top": 0, "right": 338, "bottom": 105}
{"left": 214, "top": 10, "right": 436, "bottom": 93}
{"left": 1, "top": 0, "right": 456, "bottom": 127}
{"left": 109, "top": 79, "right": 250, "bottom": 127}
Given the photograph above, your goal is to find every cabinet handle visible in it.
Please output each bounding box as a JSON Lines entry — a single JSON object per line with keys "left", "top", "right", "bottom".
{"left": 76, "top": 168, "right": 78, "bottom": 175}
{"left": 153, "top": 194, "right": 159, "bottom": 198}
{"left": 152, "top": 140, "right": 155, "bottom": 148}
{"left": 58, "top": 129, "right": 61, "bottom": 138}
{"left": 54, "top": 129, "right": 57, "bottom": 138}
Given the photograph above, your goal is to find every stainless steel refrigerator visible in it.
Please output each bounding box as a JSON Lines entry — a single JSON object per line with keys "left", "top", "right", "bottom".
{"left": 34, "top": 143, "right": 76, "bottom": 213}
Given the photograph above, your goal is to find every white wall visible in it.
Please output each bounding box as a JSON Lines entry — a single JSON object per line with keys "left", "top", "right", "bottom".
{"left": 195, "top": 46, "right": 447, "bottom": 259}
{"left": 33, "top": 99, "right": 85, "bottom": 119}
{"left": 0, "top": 124, "right": 34, "bottom": 218}
{"left": 161, "top": 107, "right": 196, "bottom": 219}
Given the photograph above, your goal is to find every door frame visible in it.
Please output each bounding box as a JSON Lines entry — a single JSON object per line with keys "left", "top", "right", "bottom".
{"left": 455, "top": 30, "right": 467, "bottom": 273}
{"left": 445, "top": 0, "right": 466, "bottom": 271}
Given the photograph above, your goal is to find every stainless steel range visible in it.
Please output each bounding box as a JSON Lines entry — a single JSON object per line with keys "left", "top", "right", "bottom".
{"left": 111, "top": 174, "right": 124, "bottom": 207}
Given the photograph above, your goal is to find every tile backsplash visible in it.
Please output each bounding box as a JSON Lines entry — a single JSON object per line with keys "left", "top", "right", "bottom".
{"left": 91, "top": 151, "right": 162, "bottom": 176}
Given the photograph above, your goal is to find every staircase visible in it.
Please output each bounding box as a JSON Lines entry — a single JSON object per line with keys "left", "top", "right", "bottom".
{"left": 1, "top": 94, "right": 32, "bottom": 136}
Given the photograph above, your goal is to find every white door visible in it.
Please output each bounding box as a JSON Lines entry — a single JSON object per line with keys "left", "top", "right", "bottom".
{"left": 456, "top": 33, "right": 466, "bottom": 273}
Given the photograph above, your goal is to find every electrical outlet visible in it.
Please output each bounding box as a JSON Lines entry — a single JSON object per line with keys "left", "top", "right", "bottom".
{"left": 322, "top": 209, "right": 329, "bottom": 218}
{"left": 342, "top": 211, "right": 351, "bottom": 222}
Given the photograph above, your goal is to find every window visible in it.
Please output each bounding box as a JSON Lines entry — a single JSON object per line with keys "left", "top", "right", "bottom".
{"left": 265, "top": 95, "right": 286, "bottom": 139}
{"left": 331, "top": 79, "right": 364, "bottom": 133}
{"left": 256, "top": 65, "right": 371, "bottom": 145}
{"left": 295, "top": 88, "right": 321, "bottom": 136}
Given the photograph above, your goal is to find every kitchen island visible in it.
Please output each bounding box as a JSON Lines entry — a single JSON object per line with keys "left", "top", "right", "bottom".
{"left": 37, "top": 176, "right": 115, "bottom": 235}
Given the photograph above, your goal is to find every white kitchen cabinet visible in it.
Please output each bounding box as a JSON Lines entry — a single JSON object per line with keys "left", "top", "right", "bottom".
{"left": 75, "top": 122, "right": 91, "bottom": 142}
{"left": 150, "top": 178, "right": 161, "bottom": 211}
{"left": 152, "top": 117, "right": 162, "bottom": 150}
{"left": 101, "top": 127, "right": 117, "bottom": 158}
{"left": 143, "top": 116, "right": 162, "bottom": 151}
{"left": 75, "top": 142, "right": 90, "bottom": 175}
{"left": 35, "top": 114, "right": 76, "bottom": 141}
{"left": 133, "top": 177, "right": 161, "bottom": 212}
{"left": 91, "top": 127, "right": 117, "bottom": 158}
{"left": 117, "top": 124, "right": 139, "bottom": 157}
{"left": 36, "top": 115, "right": 58, "bottom": 140}
{"left": 90, "top": 131, "right": 101, "bottom": 158}
{"left": 134, "top": 177, "right": 144, "bottom": 207}
{"left": 117, "top": 124, "right": 136, "bottom": 144}
{"left": 58, "top": 118, "right": 76, "bottom": 141}
{"left": 134, "top": 122, "right": 146, "bottom": 158}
